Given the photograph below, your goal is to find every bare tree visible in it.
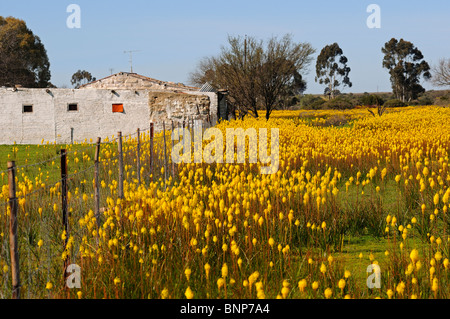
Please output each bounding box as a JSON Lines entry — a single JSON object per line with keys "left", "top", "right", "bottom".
{"left": 259, "top": 35, "right": 315, "bottom": 119}
{"left": 432, "top": 58, "right": 450, "bottom": 87}
{"left": 189, "top": 36, "right": 263, "bottom": 119}
{"left": 189, "top": 34, "right": 315, "bottom": 120}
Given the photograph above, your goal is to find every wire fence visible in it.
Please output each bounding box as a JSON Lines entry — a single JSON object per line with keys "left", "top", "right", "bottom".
{"left": 0, "top": 119, "right": 212, "bottom": 299}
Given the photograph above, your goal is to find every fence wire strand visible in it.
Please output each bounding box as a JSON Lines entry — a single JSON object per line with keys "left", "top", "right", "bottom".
{"left": 0, "top": 120, "right": 206, "bottom": 299}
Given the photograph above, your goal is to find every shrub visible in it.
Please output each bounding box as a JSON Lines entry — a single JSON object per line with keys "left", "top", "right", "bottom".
{"left": 383, "top": 99, "right": 407, "bottom": 108}
{"left": 323, "top": 97, "right": 354, "bottom": 110}
{"left": 359, "top": 94, "right": 385, "bottom": 107}
{"left": 298, "top": 95, "right": 326, "bottom": 110}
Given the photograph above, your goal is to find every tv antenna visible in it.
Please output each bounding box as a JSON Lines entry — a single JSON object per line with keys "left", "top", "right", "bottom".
{"left": 124, "top": 50, "right": 141, "bottom": 73}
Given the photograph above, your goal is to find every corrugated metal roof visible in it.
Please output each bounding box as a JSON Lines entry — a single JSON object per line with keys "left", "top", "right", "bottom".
{"left": 200, "top": 82, "right": 217, "bottom": 93}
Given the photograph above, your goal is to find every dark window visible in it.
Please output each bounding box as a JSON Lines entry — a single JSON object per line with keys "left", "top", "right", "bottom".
{"left": 23, "top": 105, "right": 33, "bottom": 113}
{"left": 68, "top": 103, "right": 78, "bottom": 112}
{"left": 112, "top": 104, "right": 124, "bottom": 113}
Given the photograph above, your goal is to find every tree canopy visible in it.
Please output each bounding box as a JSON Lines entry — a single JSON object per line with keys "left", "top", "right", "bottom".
{"left": 315, "top": 43, "right": 352, "bottom": 99}
{"left": 382, "top": 38, "right": 431, "bottom": 102}
{"left": 0, "top": 16, "right": 51, "bottom": 88}
{"left": 71, "top": 70, "right": 96, "bottom": 89}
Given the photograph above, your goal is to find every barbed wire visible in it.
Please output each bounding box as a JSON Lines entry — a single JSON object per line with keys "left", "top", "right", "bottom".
{"left": 14, "top": 153, "right": 64, "bottom": 171}
{"left": 67, "top": 163, "right": 96, "bottom": 180}
{"left": 18, "top": 177, "right": 65, "bottom": 200}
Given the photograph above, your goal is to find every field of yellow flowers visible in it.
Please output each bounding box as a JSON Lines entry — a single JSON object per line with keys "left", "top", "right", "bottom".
{"left": 0, "top": 106, "right": 449, "bottom": 299}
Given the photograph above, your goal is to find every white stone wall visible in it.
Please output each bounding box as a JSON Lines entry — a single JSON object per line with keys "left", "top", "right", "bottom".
{"left": 0, "top": 88, "right": 217, "bottom": 145}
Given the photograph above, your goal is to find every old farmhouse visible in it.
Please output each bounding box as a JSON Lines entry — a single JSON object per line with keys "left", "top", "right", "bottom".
{"left": 0, "top": 72, "right": 228, "bottom": 145}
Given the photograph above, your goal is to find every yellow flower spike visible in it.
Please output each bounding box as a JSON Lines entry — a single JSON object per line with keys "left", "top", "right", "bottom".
{"left": 221, "top": 263, "right": 228, "bottom": 278}
{"left": 298, "top": 279, "right": 307, "bottom": 292}
{"left": 185, "top": 287, "right": 194, "bottom": 299}
{"left": 324, "top": 288, "right": 332, "bottom": 299}
{"left": 312, "top": 281, "right": 319, "bottom": 291}
{"left": 431, "top": 278, "right": 439, "bottom": 293}
{"left": 338, "top": 279, "right": 346, "bottom": 290}
{"left": 320, "top": 263, "right": 327, "bottom": 274}
{"left": 185, "top": 268, "right": 191, "bottom": 281}
{"left": 416, "top": 260, "right": 422, "bottom": 271}
{"left": 443, "top": 259, "right": 449, "bottom": 269}
{"left": 204, "top": 263, "right": 211, "bottom": 279}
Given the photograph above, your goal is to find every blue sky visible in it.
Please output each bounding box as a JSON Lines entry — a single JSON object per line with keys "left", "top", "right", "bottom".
{"left": 2, "top": 0, "right": 449, "bottom": 93}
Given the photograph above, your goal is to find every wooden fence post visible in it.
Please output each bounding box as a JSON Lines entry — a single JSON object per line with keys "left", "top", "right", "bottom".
{"left": 150, "top": 123, "right": 154, "bottom": 180}
{"left": 94, "top": 138, "right": 101, "bottom": 228}
{"left": 60, "top": 149, "right": 69, "bottom": 283}
{"left": 171, "top": 121, "right": 175, "bottom": 178}
{"left": 117, "top": 132, "right": 124, "bottom": 199}
{"left": 163, "top": 122, "right": 168, "bottom": 190}
{"left": 7, "top": 161, "right": 20, "bottom": 299}
{"left": 137, "top": 128, "right": 141, "bottom": 186}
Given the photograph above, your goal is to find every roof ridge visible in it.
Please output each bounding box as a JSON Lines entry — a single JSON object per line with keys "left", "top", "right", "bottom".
{"left": 80, "top": 72, "right": 199, "bottom": 90}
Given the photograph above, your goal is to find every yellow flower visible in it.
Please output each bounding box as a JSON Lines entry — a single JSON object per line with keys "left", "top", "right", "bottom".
{"left": 113, "top": 277, "right": 121, "bottom": 285}
{"left": 387, "top": 289, "right": 393, "bottom": 299}
{"left": 344, "top": 270, "right": 351, "bottom": 279}
{"left": 221, "top": 263, "right": 228, "bottom": 278}
{"left": 416, "top": 260, "right": 422, "bottom": 271}
{"left": 45, "top": 282, "right": 53, "bottom": 290}
{"left": 298, "top": 279, "right": 307, "bottom": 292}
{"left": 435, "top": 251, "right": 442, "bottom": 261}
{"left": 185, "top": 268, "right": 191, "bottom": 281}
{"left": 37, "top": 239, "right": 43, "bottom": 248}
{"left": 268, "top": 238, "right": 275, "bottom": 247}
{"left": 77, "top": 291, "right": 82, "bottom": 299}
{"left": 281, "top": 286, "right": 290, "bottom": 299}
{"left": 217, "top": 278, "right": 225, "bottom": 290}
{"left": 443, "top": 259, "right": 449, "bottom": 269}
{"left": 410, "top": 249, "right": 419, "bottom": 263}
{"left": 431, "top": 278, "right": 439, "bottom": 293}
{"left": 185, "top": 287, "right": 194, "bottom": 299}
{"left": 327, "top": 255, "right": 334, "bottom": 264}
{"left": 2, "top": 265, "right": 8, "bottom": 274}
{"left": 338, "top": 279, "right": 346, "bottom": 290}
{"left": 204, "top": 263, "right": 211, "bottom": 279}
{"left": 312, "top": 281, "right": 319, "bottom": 290}
{"left": 161, "top": 288, "right": 169, "bottom": 299}
{"left": 324, "top": 288, "right": 332, "bottom": 299}
{"left": 396, "top": 282, "right": 405, "bottom": 295}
